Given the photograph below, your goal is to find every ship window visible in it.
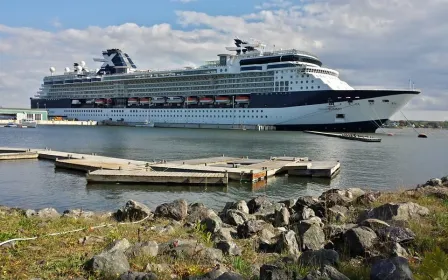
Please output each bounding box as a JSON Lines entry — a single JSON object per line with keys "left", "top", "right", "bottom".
{"left": 336, "top": 114, "right": 345, "bottom": 119}
{"left": 382, "top": 99, "right": 390, "bottom": 103}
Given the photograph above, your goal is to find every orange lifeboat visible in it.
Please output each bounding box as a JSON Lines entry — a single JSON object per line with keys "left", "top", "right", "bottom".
{"left": 128, "top": 97, "right": 138, "bottom": 105}
{"left": 199, "top": 97, "right": 214, "bottom": 104}
{"left": 95, "top": 98, "right": 105, "bottom": 105}
{"left": 186, "top": 97, "right": 198, "bottom": 104}
{"left": 139, "top": 97, "right": 150, "bottom": 105}
{"left": 235, "top": 96, "right": 250, "bottom": 103}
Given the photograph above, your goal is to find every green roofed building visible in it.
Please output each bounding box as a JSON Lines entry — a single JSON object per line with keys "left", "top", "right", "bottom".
{"left": 0, "top": 108, "right": 48, "bottom": 121}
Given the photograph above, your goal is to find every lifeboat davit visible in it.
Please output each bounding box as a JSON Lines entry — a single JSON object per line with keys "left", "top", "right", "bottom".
{"left": 139, "top": 98, "right": 150, "bottom": 105}
{"left": 128, "top": 97, "right": 138, "bottom": 105}
{"left": 95, "top": 98, "right": 106, "bottom": 105}
{"left": 199, "top": 97, "right": 214, "bottom": 104}
{"left": 235, "top": 96, "right": 250, "bottom": 103}
{"left": 186, "top": 97, "right": 198, "bottom": 104}
{"left": 167, "top": 97, "right": 183, "bottom": 103}
{"left": 215, "top": 96, "right": 231, "bottom": 104}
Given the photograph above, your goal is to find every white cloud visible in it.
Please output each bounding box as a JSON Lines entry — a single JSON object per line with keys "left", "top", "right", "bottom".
{"left": 0, "top": 0, "right": 447, "bottom": 119}
{"left": 51, "top": 17, "right": 62, "bottom": 28}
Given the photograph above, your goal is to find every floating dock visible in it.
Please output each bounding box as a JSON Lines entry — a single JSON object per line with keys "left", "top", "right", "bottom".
{"left": 0, "top": 152, "right": 38, "bottom": 160}
{"left": 86, "top": 170, "right": 228, "bottom": 186}
{"left": 0, "top": 147, "right": 341, "bottom": 186}
{"left": 304, "top": 130, "right": 381, "bottom": 142}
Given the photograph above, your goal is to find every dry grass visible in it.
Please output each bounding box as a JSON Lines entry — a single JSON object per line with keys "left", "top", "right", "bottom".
{"left": 0, "top": 214, "right": 216, "bottom": 279}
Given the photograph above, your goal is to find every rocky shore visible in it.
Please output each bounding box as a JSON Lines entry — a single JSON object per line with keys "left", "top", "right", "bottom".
{"left": 1, "top": 176, "right": 448, "bottom": 280}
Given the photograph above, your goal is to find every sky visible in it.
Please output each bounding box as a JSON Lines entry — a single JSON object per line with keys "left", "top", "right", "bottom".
{"left": 0, "top": 0, "right": 447, "bottom": 120}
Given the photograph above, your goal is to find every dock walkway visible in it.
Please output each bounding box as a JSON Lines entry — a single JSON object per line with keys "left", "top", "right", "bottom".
{"left": 0, "top": 147, "right": 341, "bottom": 186}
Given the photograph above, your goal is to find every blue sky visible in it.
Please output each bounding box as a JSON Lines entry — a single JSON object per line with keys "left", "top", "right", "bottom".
{"left": 0, "top": 0, "right": 258, "bottom": 31}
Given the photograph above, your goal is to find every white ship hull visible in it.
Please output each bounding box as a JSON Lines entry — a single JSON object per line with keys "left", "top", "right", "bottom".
{"left": 47, "top": 92, "right": 415, "bottom": 132}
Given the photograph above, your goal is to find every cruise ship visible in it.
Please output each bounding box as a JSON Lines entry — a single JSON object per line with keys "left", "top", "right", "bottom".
{"left": 30, "top": 38, "right": 420, "bottom": 132}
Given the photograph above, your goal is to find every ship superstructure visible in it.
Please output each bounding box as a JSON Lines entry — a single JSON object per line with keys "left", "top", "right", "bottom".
{"left": 31, "top": 38, "right": 420, "bottom": 132}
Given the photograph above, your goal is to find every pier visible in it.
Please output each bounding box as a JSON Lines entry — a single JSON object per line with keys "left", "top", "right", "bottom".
{"left": 0, "top": 147, "right": 340, "bottom": 186}
{"left": 304, "top": 130, "right": 382, "bottom": 142}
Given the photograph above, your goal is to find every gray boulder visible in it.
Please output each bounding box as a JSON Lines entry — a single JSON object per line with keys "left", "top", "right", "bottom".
{"left": 327, "top": 205, "right": 349, "bottom": 223}
{"left": 160, "top": 239, "right": 223, "bottom": 264}
{"left": 237, "top": 219, "right": 272, "bottom": 238}
{"left": 115, "top": 200, "right": 152, "bottom": 222}
{"left": 425, "top": 178, "right": 443, "bottom": 187}
{"left": 155, "top": 199, "right": 188, "bottom": 221}
{"left": 36, "top": 208, "right": 60, "bottom": 219}
{"left": 62, "top": 209, "right": 95, "bottom": 219}
{"left": 359, "top": 219, "right": 390, "bottom": 231}
{"left": 276, "top": 230, "right": 300, "bottom": 255}
{"left": 442, "top": 176, "right": 448, "bottom": 184}
{"left": 212, "top": 227, "right": 236, "bottom": 243}
{"left": 324, "top": 224, "right": 357, "bottom": 240}
{"left": 186, "top": 203, "right": 218, "bottom": 224}
{"left": 294, "top": 221, "right": 325, "bottom": 251}
{"left": 354, "top": 191, "right": 381, "bottom": 206}
{"left": 319, "top": 189, "right": 353, "bottom": 207}
{"left": 105, "top": 238, "right": 131, "bottom": 253}
{"left": 125, "top": 241, "right": 158, "bottom": 258}
{"left": 85, "top": 239, "right": 131, "bottom": 278}
{"left": 392, "top": 243, "right": 409, "bottom": 258}
{"left": 341, "top": 226, "right": 377, "bottom": 257}
{"left": 278, "top": 198, "right": 297, "bottom": 209}
{"left": 303, "top": 265, "right": 349, "bottom": 280}
{"left": 259, "top": 264, "right": 294, "bottom": 280}
{"left": 376, "top": 226, "right": 415, "bottom": 243}
{"left": 370, "top": 256, "right": 413, "bottom": 280}
{"left": 274, "top": 206, "right": 290, "bottom": 227}
{"left": 215, "top": 240, "right": 242, "bottom": 256}
{"left": 201, "top": 216, "right": 222, "bottom": 233}
{"left": 294, "top": 196, "right": 319, "bottom": 208}
{"left": 290, "top": 206, "right": 316, "bottom": 223}
{"left": 220, "top": 200, "right": 250, "bottom": 215}
{"left": 220, "top": 209, "right": 249, "bottom": 226}
{"left": 247, "top": 195, "right": 273, "bottom": 214}
{"left": 299, "top": 249, "right": 340, "bottom": 268}
{"left": 366, "top": 202, "right": 429, "bottom": 222}
{"left": 25, "top": 209, "right": 37, "bottom": 218}
{"left": 120, "top": 271, "right": 158, "bottom": 280}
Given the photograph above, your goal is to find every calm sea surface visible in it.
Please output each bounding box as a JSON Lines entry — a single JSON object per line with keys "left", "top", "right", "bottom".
{"left": 0, "top": 126, "right": 447, "bottom": 212}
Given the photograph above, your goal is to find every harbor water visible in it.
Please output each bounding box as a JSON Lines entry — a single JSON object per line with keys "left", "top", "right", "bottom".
{"left": 0, "top": 126, "right": 447, "bottom": 212}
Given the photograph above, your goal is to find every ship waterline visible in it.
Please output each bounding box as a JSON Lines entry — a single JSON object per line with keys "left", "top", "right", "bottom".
{"left": 31, "top": 39, "right": 420, "bottom": 132}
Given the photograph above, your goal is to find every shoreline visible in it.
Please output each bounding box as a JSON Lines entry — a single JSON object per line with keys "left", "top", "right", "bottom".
{"left": 1, "top": 176, "right": 447, "bottom": 279}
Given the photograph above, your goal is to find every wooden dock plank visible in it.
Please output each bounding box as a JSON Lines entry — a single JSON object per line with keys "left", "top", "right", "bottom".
{"left": 165, "top": 156, "right": 242, "bottom": 166}
{"left": 0, "top": 152, "right": 38, "bottom": 160}
{"left": 87, "top": 170, "right": 228, "bottom": 186}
